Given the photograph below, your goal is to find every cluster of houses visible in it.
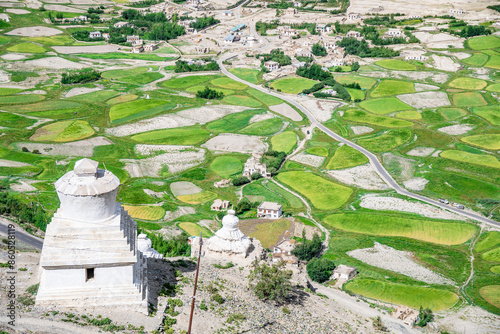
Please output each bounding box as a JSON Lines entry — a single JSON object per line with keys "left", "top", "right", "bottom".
{"left": 88, "top": 30, "right": 159, "bottom": 53}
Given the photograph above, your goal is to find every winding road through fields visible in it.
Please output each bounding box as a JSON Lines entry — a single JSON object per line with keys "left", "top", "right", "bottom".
{"left": 217, "top": 56, "right": 500, "bottom": 229}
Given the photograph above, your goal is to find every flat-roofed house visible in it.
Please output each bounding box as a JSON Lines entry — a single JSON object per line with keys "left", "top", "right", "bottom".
{"left": 346, "top": 31, "right": 361, "bottom": 38}
{"left": 144, "top": 43, "right": 159, "bottom": 52}
{"left": 211, "top": 199, "right": 230, "bottom": 211}
{"left": 243, "top": 155, "right": 271, "bottom": 177}
{"left": 257, "top": 201, "right": 282, "bottom": 219}
{"left": 347, "top": 12, "right": 361, "bottom": 21}
{"left": 127, "top": 35, "right": 141, "bottom": 44}
{"left": 264, "top": 60, "right": 280, "bottom": 71}
{"left": 332, "top": 265, "right": 357, "bottom": 280}
{"left": 391, "top": 306, "right": 420, "bottom": 326}
{"left": 132, "top": 45, "right": 144, "bottom": 53}
{"left": 89, "top": 31, "right": 101, "bottom": 39}
{"left": 114, "top": 21, "right": 129, "bottom": 28}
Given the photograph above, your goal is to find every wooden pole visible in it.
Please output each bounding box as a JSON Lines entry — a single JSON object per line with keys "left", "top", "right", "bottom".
{"left": 187, "top": 233, "right": 203, "bottom": 334}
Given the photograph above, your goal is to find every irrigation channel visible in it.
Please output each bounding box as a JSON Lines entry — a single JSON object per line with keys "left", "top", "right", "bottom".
{"left": 217, "top": 56, "right": 500, "bottom": 229}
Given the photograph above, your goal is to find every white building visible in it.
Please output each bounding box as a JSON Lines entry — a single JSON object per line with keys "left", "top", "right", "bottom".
{"left": 132, "top": 45, "right": 144, "bottom": 53}
{"left": 347, "top": 12, "right": 361, "bottom": 21}
{"left": 127, "top": 35, "right": 141, "bottom": 44}
{"left": 264, "top": 60, "right": 280, "bottom": 71}
{"left": 36, "top": 159, "right": 149, "bottom": 311}
{"left": 257, "top": 201, "right": 282, "bottom": 219}
{"left": 89, "top": 31, "right": 101, "bottom": 38}
{"left": 387, "top": 28, "right": 403, "bottom": 37}
{"left": 211, "top": 199, "right": 230, "bottom": 211}
{"left": 223, "top": 10, "right": 233, "bottom": 16}
{"left": 449, "top": 8, "right": 463, "bottom": 16}
{"left": 332, "top": 265, "right": 357, "bottom": 280}
{"left": 114, "top": 21, "right": 129, "bottom": 28}
{"left": 243, "top": 155, "right": 271, "bottom": 177}
{"left": 346, "top": 31, "right": 361, "bottom": 38}
{"left": 315, "top": 24, "right": 331, "bottom": 34}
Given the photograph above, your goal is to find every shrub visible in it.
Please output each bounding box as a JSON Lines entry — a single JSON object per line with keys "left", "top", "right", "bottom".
{"left": 248, "top": 260, "right": 293, "bottom": 304}
{"left": 417, "top": 307, "right": 434, "bottom": 327}
{"left": 174, "top": 60, "right": 219, "bottom": 73}
{"left": 61, "top": 69, "right": 101, "bottom": 85}
{"left": 232, "top": 176, "right": 250, "bottom": 187}
{"left": 292, "top": 232, "right": 322, "bottom": 261}
{"left": 21, "top": 147, "right": 29, "bottom": 152}
{"left": 211, "top": 293, "right": 225, "bottom": 304}
{"left": 251, "top": 172, "right": 263, "bottom": 180}
{"left": 199, "top": 300, "right": 208, "bottom": 311}
{"left": 311, "top": 43, "right": 327, "bottom": 57}
{"left": 306, "top": 258, "right": 335, "bottom": 283}
{"left": 196, "top": 87, "right": 224, "bottom": 100}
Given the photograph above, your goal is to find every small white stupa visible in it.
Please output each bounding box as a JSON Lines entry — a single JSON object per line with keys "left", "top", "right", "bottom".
{"left": 36, "top": 159, "right": 149, "bottom": 312}
{"left": 207, "top": 209, "right": 251, "bottom": 256}
{"left": 191, "top": 210, "right": 264, "bottom": 263}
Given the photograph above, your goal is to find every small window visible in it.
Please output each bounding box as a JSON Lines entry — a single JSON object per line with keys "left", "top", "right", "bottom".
{"left": 86, "top": 268, "right": 95, "bottom": 281}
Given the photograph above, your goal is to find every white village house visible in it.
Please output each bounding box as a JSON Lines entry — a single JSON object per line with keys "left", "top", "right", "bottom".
{"left": 211, "top": 199, "right": 230, "bottom": 211}
{"left": 257, "top": 201, "right": 282, "bottom": 219}
{"left": 243, "top": 155, "right": 271, "bottom": 178}
{"left": 89, "top": 31, "right": 101, "bottom": 39}
{"left": 332, "top": 264, "right": 357, "bottom": 281}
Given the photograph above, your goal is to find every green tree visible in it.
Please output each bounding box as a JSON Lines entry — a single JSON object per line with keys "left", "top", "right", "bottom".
{"left": 306, "top": 258, "right": 335, "bottom": 283}
{"left": 291, "top": 232, "right": 322, "bottom": 261}
{"left": 248, "top": 260, "right": 293, "bottom": 304}
{"left": 311, "top": 43, "right": 327, "bottom": 57}
{"left": 417, "top": 307, "right": 433, "bottom": 327}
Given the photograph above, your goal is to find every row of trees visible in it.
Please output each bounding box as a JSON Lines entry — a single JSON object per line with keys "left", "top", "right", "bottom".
{"left": 189, "top": 16, "right": 220, "bottom": 30}
{"left": 61, "top": 69, "right": 101, "bottom": 84}
{"left": 337, "top": 37, "right": 400, "bottom": 58}
{"left": 258, "top": 48, "right": 292, "bottom": 67}
{"left": 174, "top": 60, "right": 219, "bottom": 73}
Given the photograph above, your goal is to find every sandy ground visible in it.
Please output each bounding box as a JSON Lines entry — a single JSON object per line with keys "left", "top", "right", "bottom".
{"left": 397, "top": 91, "right": 450, "bottom": 109}
{"left": 0, "top": 13, "right": 9, "bottom": 21}
{"left": 23, "top": 56, "right": 85, "bottom": 69}
{"left": 290, "top": 151, "right": 325, "bottom": 168}
{"left": 0, "top": 70, "right": 10, "bottom": 83}
{"left": 14, "top": 136, "right": 112, "bottom": 157}
{"left": 438, "top": 124, "right": 474, "bottom": 135}
{"left": 362, "top": 71, "right": 450, "bottom": 84}
{"left": 406, "top": 147, "right": 435, "bottom": 157}
{"left": 427, "top": 55, "right": 461, "bottom": 72}
{"left": 107, "top": 105, "right": 251, "bottom": 137}
{"left": 5, "top": 8, "right": 30, "bottom": 13}
{"left": 1, "top": 53, "right": 27, "bottom": 60}
{"left": 413, "top": 32, "right": 465, "bottom": 49}
{"left": 351, "top": 125, "right": 373, "bottom": 135}
{"left": 348, "top": 243, "right": 454, "bottom": 285}
{"left": 360, "top": 196, "right": 465, "bottom": 220}
{"left": 202, "top": 134, "right": 267, "bottom": 153}
{"left": 44, "top": 4, "right": 85, "bottom": 12}
{"left": 326, "top": 164, "right": 390, "bottom": 190}
{"left": 6, "top": 25, "right": 62, "bottom": 37}
{"left": 436, "top": 305, "right": 500, "bottom": 334}
{"left": 0, "top": 159, "right": 31, "bottom": 167}
{"left": 122, "top": 145, "right": 205, "bottom": 178}
{"left": 163, "top": 206, "right": 196, "bottom": 221}
{"left": 170, "top": 181, "right": 202, "bottom": 197}
{"left": 295, "top": 98, "right": 342, "bottom": 123}
{"left": 53, "top": 45, "right": 121, "bottom": 54}
{"left": 414, "top": 83, "right": 439, "bottom": 92}
{"left": 65, "top": 86, "right": 101, "bottom": 97}
{"left": 10, "top": 179, "right": 38, "bottom": 192}
{"left": 269, "top": 103, "right": 302, "bottom": 121}
{"left": 403, "top": 177, "right": 429, "bottom": 191}
{"left": 249, "top": 112, "right": 274, "bottom": 124}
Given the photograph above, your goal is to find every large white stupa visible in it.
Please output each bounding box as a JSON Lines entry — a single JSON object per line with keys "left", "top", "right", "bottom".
{"left": 36, "top": 159, "right": 149, "bottom": 311}
{"left": 191, "top": 210, "right": 264, "bottom": 262}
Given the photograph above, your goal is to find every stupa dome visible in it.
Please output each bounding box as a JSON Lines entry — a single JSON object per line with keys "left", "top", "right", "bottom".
{"left": 222, "top": 209, "right": 239, "bottom": 230}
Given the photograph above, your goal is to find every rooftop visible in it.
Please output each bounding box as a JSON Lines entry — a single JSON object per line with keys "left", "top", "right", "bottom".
{"left": 258, "top": 201, "right": 282, "bottom": 210}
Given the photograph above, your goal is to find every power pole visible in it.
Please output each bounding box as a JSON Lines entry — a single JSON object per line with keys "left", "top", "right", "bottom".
{"left": 187, "top": 233, "right": 203, "bottom": 334}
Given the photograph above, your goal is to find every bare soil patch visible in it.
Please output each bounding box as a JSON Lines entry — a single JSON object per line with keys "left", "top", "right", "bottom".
{"left": 1, "top": 53, "right": 27, "bottom": 60}
{"left": 403, "top": 177, "right": 429, "bottom": 191}
{"left": 351, "top": 126, "right": 373, "bottom": 135}
{"left": 6, "top": 26, "right": 62, "bottom": 37}
{"left": 360, "top": 196, "right": 465, "bottom": 221}
{"left": 10, "top": 179, "right": 38, "bottom": 192}
{"left": 428, "top": 55, "right": 461, "bottom": 72}
{"left": 290, "top": 151, "right": 325, "bottom": 168}
{"left": 107, "top": 105, "right": 250, "bottom": 137}
{"left": 406, "top": 147, "right": 435, "bottom": 157}
{"left": 362, "top": 71, "right": 450, "bottom": 84}
{"left": 202, "top": 134, "right": 267, "bottom": 153}
{"left": 65, "top": 86, "right": 101, "bottom": 97}
{"left": 438, "top": 124, "right": 474, "bottom": 135}
{"left": 53, "top": 45, "right": 121, "bottom": 54}
{"left": 0, "top": 70, "right": 10, "bottom": 83}
{"left": 348, "top": 242, "right": 454, "bottom": 285}
{"left": 170, "top": 181, "right": 202, "bottom": 197}
{"left": 249, "top": 113, "right": 274, "bottom": 124}
{"left": 5, "top": 8, "right": 30, "bottom": 13}
{"left": 14, "top": 136, "right": 112, "bottom": 157}
{"left": 44, "top": 4, "right": 85, "bottom": 12}
{"left": 397, "top": 91, "right": 450, "bottom": 109}
{"left": 296, "top": 98, "right": 342, "bottom": 122}
{"left": 269, "top": 103, "right": 302, "bottom": 121}
{"left": 0, "top": 159, "right": 32, "bottom": 167}
{"left": 122, "top": 145, "right": 205, "bottom": 177}
{"left": 23, "top": 56, "right": 85, "bottom": 69}
{"left": 414, "top": 83, "right": 439, "bottom": 92}
{"left": 326, "top": 164, "right": 389, "bottom": 190}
